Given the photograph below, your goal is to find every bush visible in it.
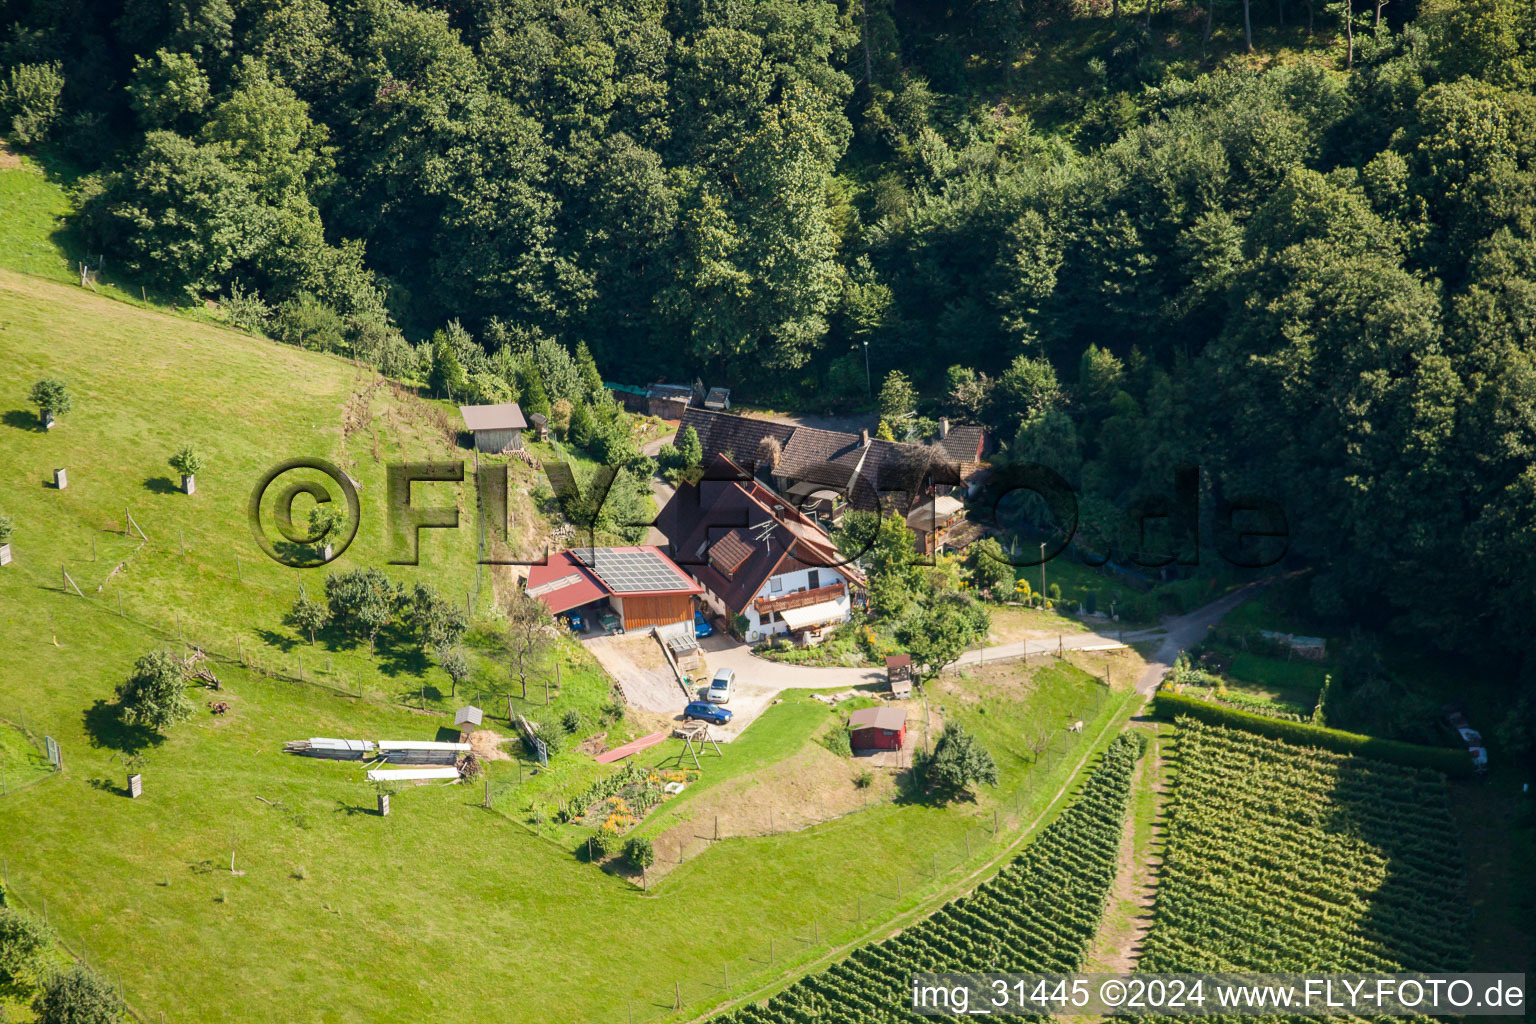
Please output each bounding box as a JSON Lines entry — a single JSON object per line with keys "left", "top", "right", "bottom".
{"left": 273, "top": 291, "right": 346, "bottom": 353}
{"left": 561, "top": 708, "right": 585, "bottom": 734}
{"left": 854, "top": 769, "right": 874, "bottom": 789}
{"left": 529, "top": 714, "right": 565, "bottom": 757}
{"left": 32, "top": 965, "right": 125, "bottom": 1024}
{"left": 821, "top": 726, "right": 853, "bottom": 758}
{"left": 0, "top": 61, "right": 64, "bottom": 146}
{"left": 624, "top": 835, "right": 655, "bottom": 869}
{"left": 0, "top": 513, "right": 12, "bottom": 545}
{"left": 220, "top": 283, "right": 270, "bottom": 333}
{"left": 0, "top": 905, "right": 52, "bottom": 994}
{"left": 592, "top": 827, "right": 623, "bottom": 858}
{"left": 1151, "top": 691, "right": 1474, "bottom": 777}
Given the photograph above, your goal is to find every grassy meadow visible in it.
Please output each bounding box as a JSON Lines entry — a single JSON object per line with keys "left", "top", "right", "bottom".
{"left": 0, "top": 248, "right": 1143, "bottom": 1023}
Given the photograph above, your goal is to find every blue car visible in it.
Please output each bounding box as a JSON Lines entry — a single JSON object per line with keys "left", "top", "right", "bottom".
{"left": 693, "top": 611, "right": 714, "bottom": 638}
{"left": 684, "top": 701, "right": 732, "bottom": 726}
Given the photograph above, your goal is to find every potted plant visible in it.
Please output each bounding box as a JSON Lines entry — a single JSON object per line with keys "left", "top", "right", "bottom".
{"left": 28, "top": 377, "right": 72, "bottom": 430}
{"left": 0, "top": 513, "right": 12, "bottom": 566}
{"left": 169, "top": 444, "right": 205, "bottom": 495}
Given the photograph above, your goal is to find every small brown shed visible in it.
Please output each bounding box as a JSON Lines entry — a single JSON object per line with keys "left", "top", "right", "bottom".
{"left": 886, "top": 654, "right": 912, "bottom": 698}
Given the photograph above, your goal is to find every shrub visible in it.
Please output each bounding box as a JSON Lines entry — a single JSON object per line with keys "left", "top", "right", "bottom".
{"left": 854, "top": 769, "right": 874, "bottom": 789}
{"left": 624, "top": 835, "right": 655, "bottom": 869}
{"left": 592, "top": 827, "right": 623, "bottom": 857}
{"left": 529, "top": 714, "right": 564, "bottom": 757}
{"left": 561, "top": 708, "right": 585, "bottom": 733}
{"left": 273, "top": 291, "right": 346, "bottom": 353}
{"left": 220, "top": 283, "right": 270, "bottom": 332}
{"left": 0, "top": 514, "right": 13, "bottom": 545}
{"left": 32, "top": 965, "right": 125, "bottom": 1024}
{"left": 0, "top": 905, "right": 52, "bottom": 994}
{"left": 821, "top": 726, "right": 853, "bottom": 758}
{"left": 0, "top": 61, "right": 64, "bottom": 146}
{"left": 1151, "top": 692, "right": 1474, "bottom": 777}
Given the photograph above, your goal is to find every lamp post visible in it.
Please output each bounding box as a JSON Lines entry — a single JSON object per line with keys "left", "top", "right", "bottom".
{"left": 1040, "top": 542, "right": 1047, "bottom": 608}
{"left": 862, "top": 340, "right": 872, "bottom": 400}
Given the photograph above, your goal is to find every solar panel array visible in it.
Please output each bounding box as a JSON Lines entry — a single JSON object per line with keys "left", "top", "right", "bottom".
{"left": 573, "top": 548, "right": 693, "bottom": 593}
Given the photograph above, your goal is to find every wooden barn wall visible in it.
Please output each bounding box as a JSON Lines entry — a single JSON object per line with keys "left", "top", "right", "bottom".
{"left": 612, "top": 593, "right": 694, "bottom": 629}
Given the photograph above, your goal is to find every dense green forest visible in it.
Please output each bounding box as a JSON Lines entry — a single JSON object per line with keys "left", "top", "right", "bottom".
{"left": 2, "top": 0, "right": 1535, "bottom": 753}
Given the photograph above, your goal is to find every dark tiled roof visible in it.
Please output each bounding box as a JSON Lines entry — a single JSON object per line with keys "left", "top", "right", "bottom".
{"left": 937, "top": 424, "right": 986, "bottom": 465}
{"left": 658, "top": 456, "right": 863, "bottom": 615}
{"left": 678, "top": 409, "right": 967, "bottom": 513}
{"left": 678, "top": 408, "right": 794, "bottom": 468}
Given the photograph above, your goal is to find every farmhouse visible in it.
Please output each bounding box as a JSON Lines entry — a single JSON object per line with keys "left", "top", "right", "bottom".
{"left": 676, "top": 407, "right": 986, "bottom": 521}
{"left": 525, "top": 546, "right": 703, "bottom": 632}
{"left": 459, "top": 402, "right": 527, "bottom": 453}
{"left": 904, "top": 494, "right": 967, "bottom": 557}
{"left": 658, "top": 457, "right": 866, "bottom": 644}
{"left": 849, "top": 707, "right": 907, "bottom": 751}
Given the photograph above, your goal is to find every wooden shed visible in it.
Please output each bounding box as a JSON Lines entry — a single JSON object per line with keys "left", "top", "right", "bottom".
{"left": 849, "top": 707, "right": 907, "bottom": 751}
{"left": 885, "top": 654, "right": 912, "bottom": 699}
{"left": 455, "top": 706, "right": 483, "bottom": 730}
{"left": 459, "top": 402, "right": 527, "bottom": 453}
{"left": 646, "top": 383, "right": 694, "bottom": 419}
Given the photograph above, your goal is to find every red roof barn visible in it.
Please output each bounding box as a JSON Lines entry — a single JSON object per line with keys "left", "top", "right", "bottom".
{"left": 849, "top": 707, "right": 907, "bottom": 751}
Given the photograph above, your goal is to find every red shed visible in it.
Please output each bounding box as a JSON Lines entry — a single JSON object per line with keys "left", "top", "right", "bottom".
{"left": 849, "top": 707, "right": 907, "bottom": 751}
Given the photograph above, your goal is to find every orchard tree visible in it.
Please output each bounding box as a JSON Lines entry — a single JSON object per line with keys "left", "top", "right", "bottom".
{"left": 438, "top": 644, "right": 471, "bottom": 698}
{"left": 169, "top": 444, "right": 205, "bottom": 488}
{"left": 324, "top": 568, "right": 399, "bottom": 655}
{"left": 503, "top": 592, "right": 554, "bottom": 700}
{"left": 29, "top": 378, "right": 72, "bottom": 426}
{"left": 919, "top": 722, "right": 999, "bottom": 802}
{"left": 116, "top": 649, "right": 194, "bottom": 731}
{"left": 307, "top": 503, "right": 344, "bottom": 553}
{"left": 409, "top": 583, "right": 467, "bottom": 652}
{"left": 899, "top": 593, "right": 989, "bottom": 681}
{"left": 287, "top": 594, "right": 329, "bottom": 644}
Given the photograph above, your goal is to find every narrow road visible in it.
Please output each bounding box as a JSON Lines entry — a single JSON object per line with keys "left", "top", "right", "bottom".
{"left": 706, "top": 581, "right": 1265, "bottom": 692}
{"left": 641, "top": 431, "right": 676, "bottom": 547}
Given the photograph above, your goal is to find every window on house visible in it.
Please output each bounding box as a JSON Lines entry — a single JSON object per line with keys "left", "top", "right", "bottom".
{"left": 770, "top": 577, "right": 783, "bottom": 593}
{"left": 807, "top": 569, "right": 820, "bottom": 590}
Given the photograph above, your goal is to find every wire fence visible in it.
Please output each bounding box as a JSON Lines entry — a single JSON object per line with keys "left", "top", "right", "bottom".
{"left": 1, "top": 504, "right": 517, "bottom": 718}
{"left": 0, "top": 501, "right": 1139, "bottom": 1024}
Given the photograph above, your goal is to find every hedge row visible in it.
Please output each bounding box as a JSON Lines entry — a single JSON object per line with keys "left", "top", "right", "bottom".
{"left": 1152, "top": 690, "right": 1474, "bottom": 777}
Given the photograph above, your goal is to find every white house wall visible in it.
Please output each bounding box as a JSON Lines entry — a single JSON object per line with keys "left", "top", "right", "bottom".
{"left": 744, "top": 565, "right": 851, "bottom": 642}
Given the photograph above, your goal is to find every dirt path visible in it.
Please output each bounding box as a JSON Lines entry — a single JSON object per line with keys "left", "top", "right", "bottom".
{"left": 1084, "top": 723, "right": 1169, "bottom": 974}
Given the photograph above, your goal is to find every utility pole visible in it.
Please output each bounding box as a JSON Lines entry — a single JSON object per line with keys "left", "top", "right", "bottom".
{"left": 863, "top": 340, "right": 872, "bottom": 400}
